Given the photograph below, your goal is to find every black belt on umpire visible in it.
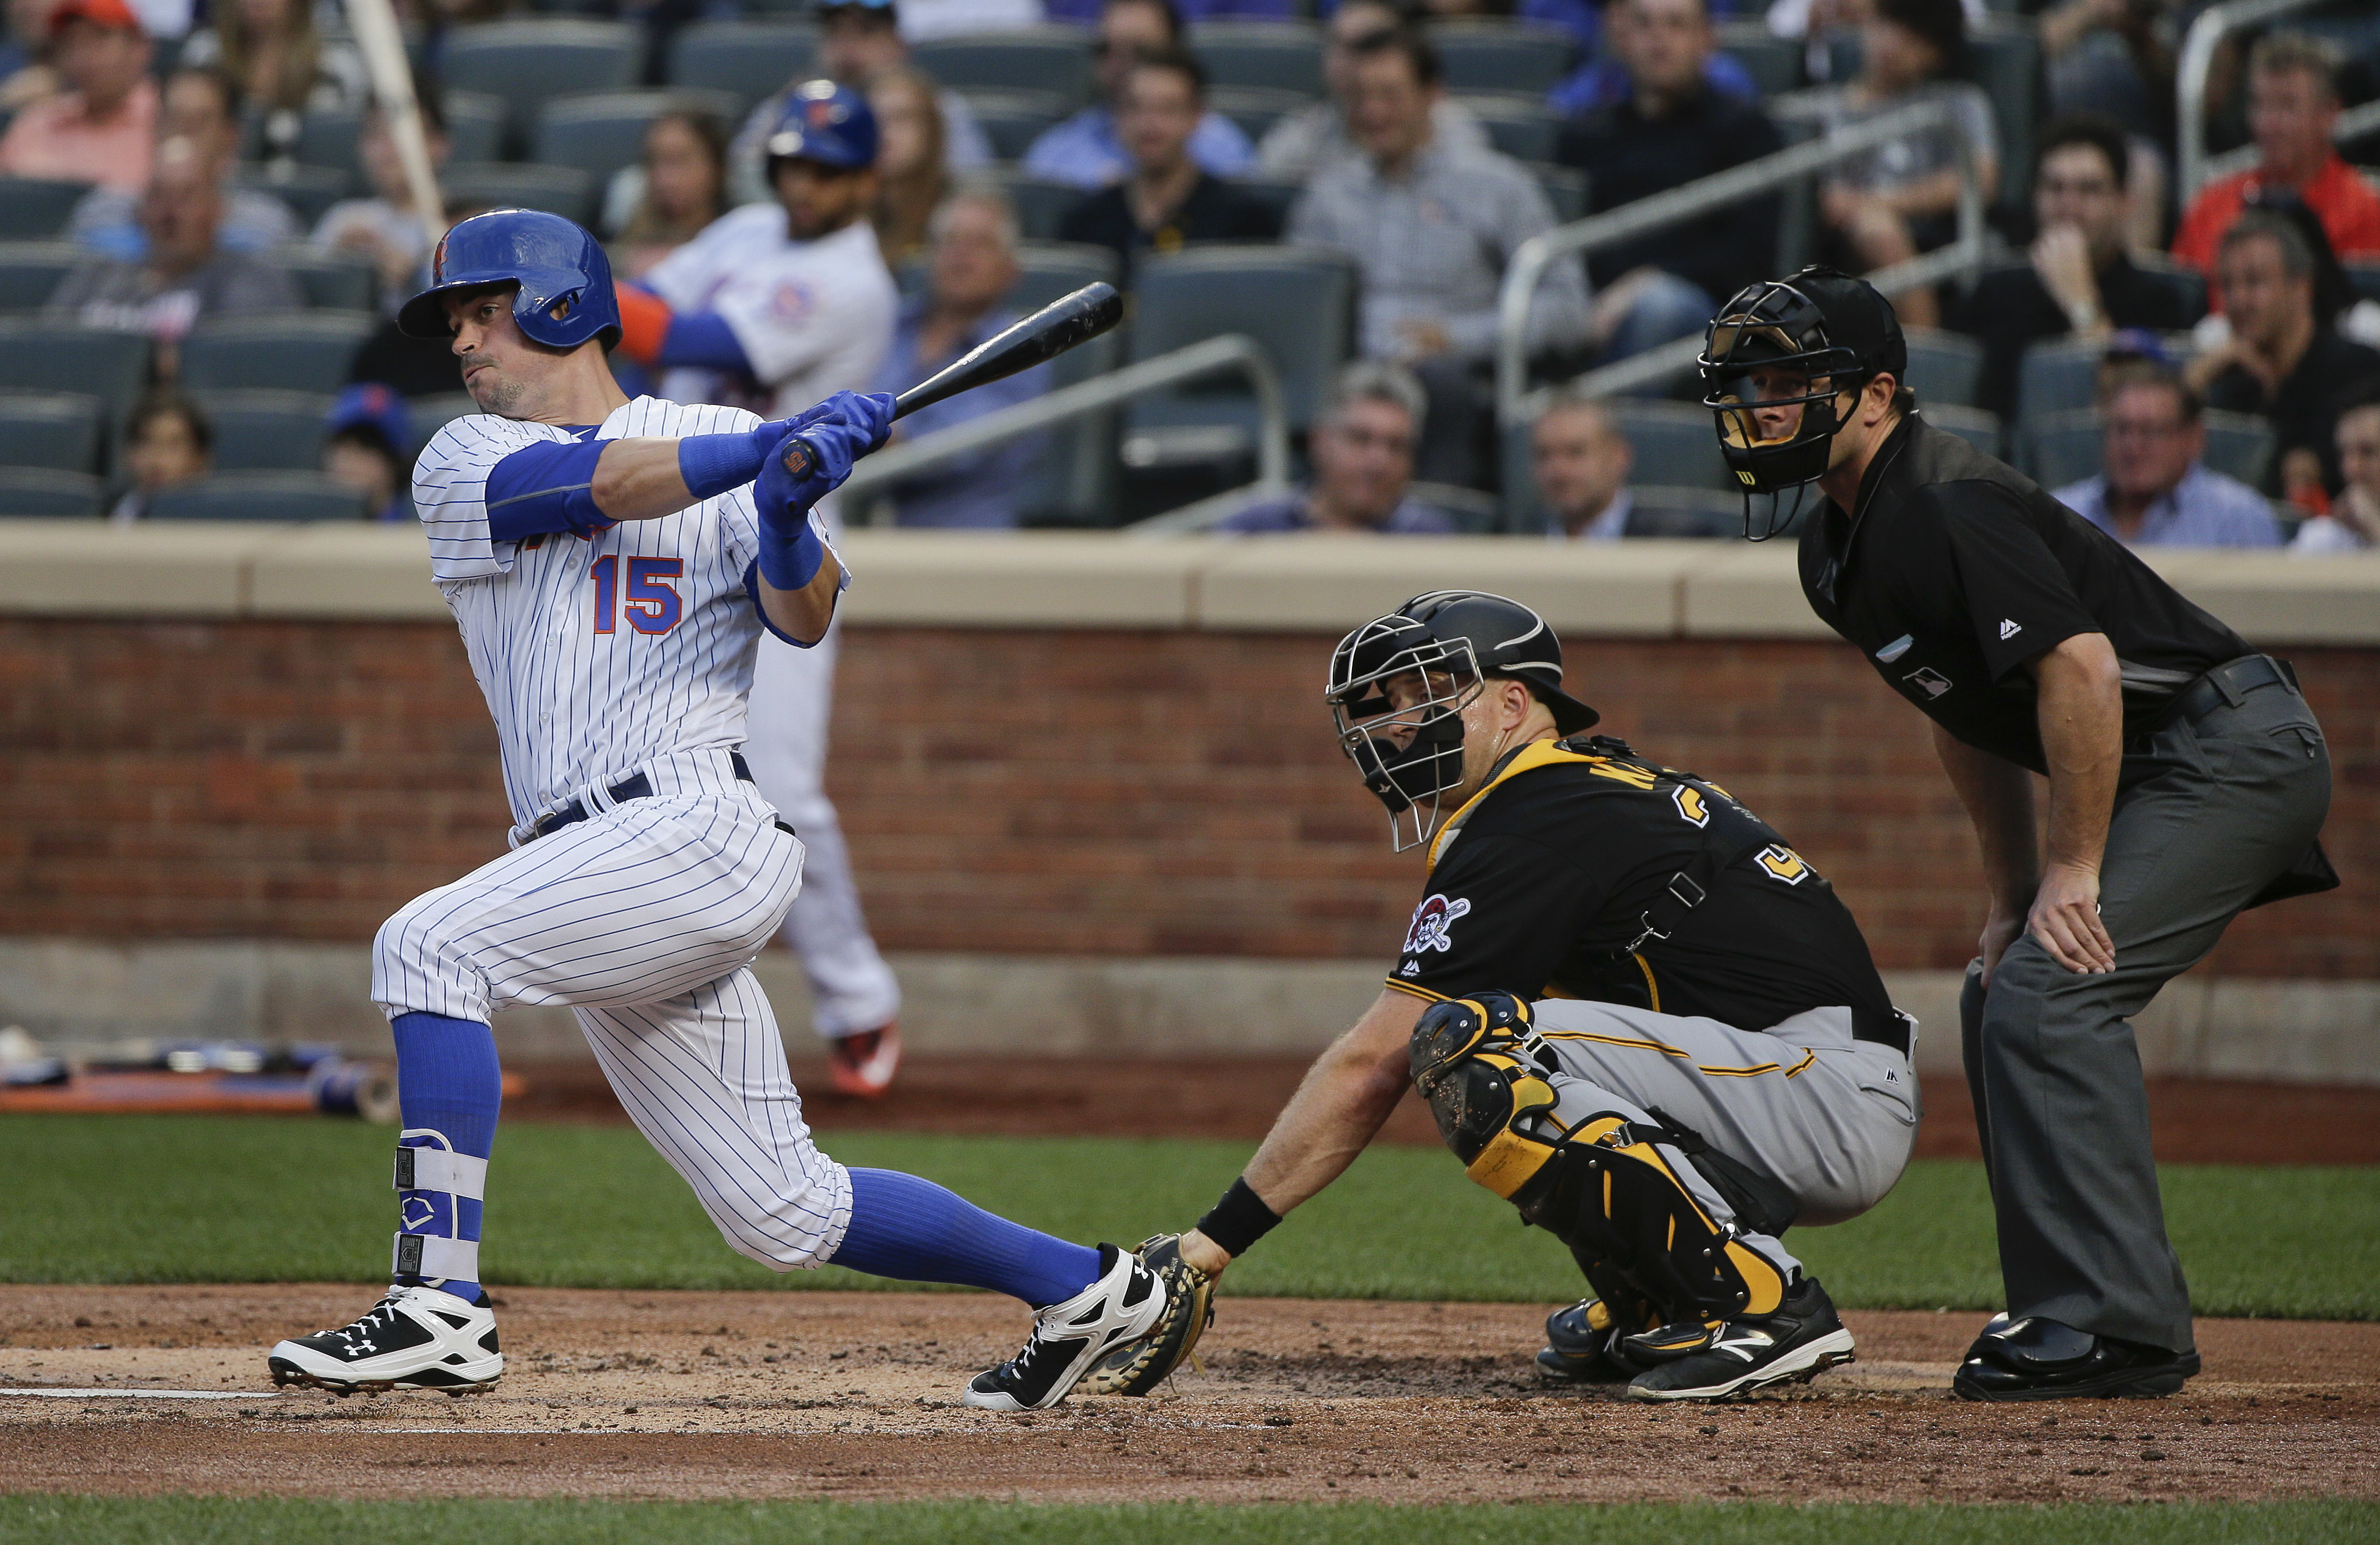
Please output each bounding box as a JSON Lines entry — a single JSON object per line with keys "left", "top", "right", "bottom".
{"left": 2165, "top": 653, "right": 2296, "bottom": 730}
{"left": 529, "top": 751, "right": 795, "bottom": 841}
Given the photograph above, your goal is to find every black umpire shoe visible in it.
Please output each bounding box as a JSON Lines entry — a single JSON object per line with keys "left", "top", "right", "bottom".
{"left": 1623, "top": 1276, "right": 1855, "bottom": 1402}
{"left": 1535, "top": 1298, "right": 1646, "bottom": 1384}
{"left": 1952, "top": 1313, "right": 2200, "bottom": 1401}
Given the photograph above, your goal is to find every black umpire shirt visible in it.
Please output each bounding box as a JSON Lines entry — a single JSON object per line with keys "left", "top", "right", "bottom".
{"left": 1799, "top": 415, "right": 2249, "bottom": 775}
{"left": 1385, "top": 739, "right": 1894, "bottom": 1035}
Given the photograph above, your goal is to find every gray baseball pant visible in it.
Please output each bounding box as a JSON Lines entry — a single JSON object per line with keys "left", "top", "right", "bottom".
{"left": 1960, "top": 679, "right": 2332, "bottom": 1354}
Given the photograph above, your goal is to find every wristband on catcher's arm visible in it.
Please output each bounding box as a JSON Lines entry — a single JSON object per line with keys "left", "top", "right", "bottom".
{"left": 1196, "top": 1176, "right": 1281, "bottom": 1258}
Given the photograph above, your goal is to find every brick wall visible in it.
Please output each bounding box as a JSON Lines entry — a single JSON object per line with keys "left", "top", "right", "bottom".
{"left": 2, "top": 617, "right": 2370, "bottom": 976}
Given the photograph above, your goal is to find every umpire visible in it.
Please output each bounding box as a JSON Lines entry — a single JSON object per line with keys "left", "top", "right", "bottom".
{"left": 1696, "top": 267, "right": 2335, "bottom": 1400}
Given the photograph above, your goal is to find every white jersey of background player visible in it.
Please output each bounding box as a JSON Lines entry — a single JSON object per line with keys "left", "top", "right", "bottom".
{"left": 617, "top": 80, "right": 904, "bottom": 1096}
{"left": 264, "top": 208, "right": 1182, "bottom": 1416}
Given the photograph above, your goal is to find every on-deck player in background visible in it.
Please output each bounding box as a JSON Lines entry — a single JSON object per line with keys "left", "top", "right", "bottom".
{"left": 1702, "top": 267, "right": 2334, "bottom": 1400}
{"left": 614, "top": 81, "right": 905, "bottom": 1097}
{"left": 266, "top": 209, "right": 1194, "bottom": 1413}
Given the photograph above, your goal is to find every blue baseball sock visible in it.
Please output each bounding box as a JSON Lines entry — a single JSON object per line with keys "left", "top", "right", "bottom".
{"left": 831, "top": 1168, "right": 1104, "bottom": 1307}
{"left": 389, "top": 1012, "right": 502, "bottom": 1303}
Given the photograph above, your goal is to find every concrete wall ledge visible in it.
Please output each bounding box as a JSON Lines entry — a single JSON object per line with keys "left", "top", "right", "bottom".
{"left": 13, "top": 520, "right": 2380, "bottom": 645}
{"left": 2, "top": 937, "right": 2372, "bottom": 1087}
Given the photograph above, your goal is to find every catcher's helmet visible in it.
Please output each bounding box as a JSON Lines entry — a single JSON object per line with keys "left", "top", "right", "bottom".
{"left": 397, "top": 208, "right": 621, "bottom": 351}
{"left": 1326, "top": 591, "right": 1599, "bottom": 851}
{"left": 767, "top": 80, "right": 878, "bottom": 172}
{"left": 1696, "top": 266, "right": 1905, "bottom": 536}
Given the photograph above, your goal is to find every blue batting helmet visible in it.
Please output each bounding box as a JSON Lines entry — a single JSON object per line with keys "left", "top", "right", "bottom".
{"left": 396, "top": 208, "right": 621, "bottom": 350}
{"left": 765, "top": 79, "right": 877, "bottom": 171}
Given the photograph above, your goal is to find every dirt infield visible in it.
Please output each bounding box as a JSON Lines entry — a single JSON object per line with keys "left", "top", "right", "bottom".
{"left": 513, "top": 1057, "right": 2380, "bottom": 1166}
{"left": 3, "top": 1284, "right": 2376, "bottom": 1505}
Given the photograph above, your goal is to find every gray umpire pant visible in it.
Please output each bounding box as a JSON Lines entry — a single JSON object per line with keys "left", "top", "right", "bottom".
{"left": 1961, "top": 678, "right": 2331, "bottom": 1354}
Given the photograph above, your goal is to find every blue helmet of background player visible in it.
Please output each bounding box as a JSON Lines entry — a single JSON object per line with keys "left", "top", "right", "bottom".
{"left": 396, "top": 208, "right": 622, "bottom": 351}
{"left": 766, "top": 79, "right": 878, "bottom": 173}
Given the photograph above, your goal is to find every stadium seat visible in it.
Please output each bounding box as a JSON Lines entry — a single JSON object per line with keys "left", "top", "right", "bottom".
{"left": 1190, "top": 22, "right": 1324, "bottom": 97}
{"left": 2130, "top": 250, "right": 2210, "bottom": 324}
{"left": 230, "top": 166, "right": 347, "bottom": 227}
{"left": 1018, "top": 325, "right": 1122, "bottom": 528}
{"left": 989, "top": 173, "right": 1087, "bottom": 243}
{"left": 179, "top": 314, "right": 376, "bottom": 396}
{"left": 1409, "top": 478, "right": 1502, "bottom": 534}
{"left": 1630, "top": 485, "right": 1748, "bottom": 539}
{"left": 0, "top": 322, "right": 149, "bottom": 430}
{"left": 439, "top": 162, "right": 600, "bottom": 226}
{"left": 445, "top": 92, "right": 508, "bottom": 165}
{"left": 1429, "top": 20, "right": 1578, "bottom": 98}
{"left": 405, "top": 393, "right": 480, "bottom": 461}
{"left": 275, "top": 248, "right": 377, "bottom": 312}
{"left": 2025, "top": 410, "right": 2101, "bottom": 489}
{"left": 2204, "top": 410, "right": 2276, "bottom": 490}
{"left": 665, "top": 20, "right": 820, "bottom": 113}
{"left": 293, "top": 108, "right": 363, "bottom": 176}
{"left": 0, "top": 177, "right": 91, "bottom": 240}
{"left": 1959, "top": 20, "right": 2040, "bottom": 220}
{"left": 0, "top": 241, "right": 80, "bottom": 311}
{"left": 439, "top": 19, "right": 642, "bottom": 153}
{"left": 2346, "top": 261, "right": 2380, "bottom": 305}
{"left": 1208, "top": 85, "right": 1306, "bottom": 145}
{"left": 1011, "top": 240, "right": 1120, "bottom": 316}
{"left": 2015, "top": 336, "right": 2106, "bottom": 429}
{"left": 0, "top": 466, "right": 101, "bottom": 515}
{"left": 1925, "top": 402, "right": 2003, "bottom": 458}
{"left": 960, "top": 88, "right": 1071, "bottom": 162}
{"left": 1717, "top": 22, "right": 1801, "bottom": 97}
{"left": 1127, "top": 244, "right": 1358, "bottom": 434}
{"left": 0, "top": 389, "right": 101, "bottom": 471}
{"left": 1902, "top": 327, "right": 1984, "bottom": 409}
{"left": 1229, "top": 176, "right": 1302, "bottom": 229}
{"left": 1532, "top": 163, "right": 1588, "bottom": 225}
{"left": 532, "top": 90, "right": 743, "bottom": 185}
{"left": 205, "top": 390, "right": 338, "bottom": 472}
{"left": 145, "top": 471, "right": 368, "bottom": 522}
{"left": 911, "top": 30, "right": 1094, "bottom": 109}
{"left": 1460, "top": 97, "right": 1559, "bottom": 164}
{"left": 1606, "top": 397, "right": 1734, "bottom": 490}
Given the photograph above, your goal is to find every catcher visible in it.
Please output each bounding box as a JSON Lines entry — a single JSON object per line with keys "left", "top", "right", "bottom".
{"left": 1105, "top": 592, "right": 1919, "bottom": 1402}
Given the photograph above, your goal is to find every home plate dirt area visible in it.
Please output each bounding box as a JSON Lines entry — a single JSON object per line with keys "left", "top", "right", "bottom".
{"left": 3, "top": 1284, "right": 2375, "bottom": 1505}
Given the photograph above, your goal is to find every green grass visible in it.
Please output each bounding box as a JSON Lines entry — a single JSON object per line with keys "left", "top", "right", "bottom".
{"left": 1, "top": 1498, "right": 2375, "bottom": 1545}
{"left": 3, "top": 1115, "right": 2375, "bottom": 1317}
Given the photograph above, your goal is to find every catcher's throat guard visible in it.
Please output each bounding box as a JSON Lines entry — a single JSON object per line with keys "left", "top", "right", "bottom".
{"left": 1410, "top": 994, "right": 1788, "bottom": 1326}
{"left": 1697, "top": 273, "right": 1879, "bottom": 542}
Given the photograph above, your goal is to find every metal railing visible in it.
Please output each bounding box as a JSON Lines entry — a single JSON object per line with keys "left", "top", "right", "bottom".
{"left": 840, "top": 332, "right": 1289, "bottom": 516}
{"left": 1495, "top": 98, "right": 1988, "bottom": 428}
{"left": 2176, "top": 0, "right": 2329, "bottom": 200}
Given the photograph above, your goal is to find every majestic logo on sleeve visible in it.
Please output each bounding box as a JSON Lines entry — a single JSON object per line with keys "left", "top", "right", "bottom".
{"left": 1999, "top": 618, "right": 2023, "bottom": 640}
{"left": 1402, "top": 893, "right": 1472, "bottom": 956}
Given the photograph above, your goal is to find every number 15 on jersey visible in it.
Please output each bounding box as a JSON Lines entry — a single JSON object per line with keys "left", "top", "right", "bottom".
{"left": 592, "top": 556, "right": 684, "bottom": 635}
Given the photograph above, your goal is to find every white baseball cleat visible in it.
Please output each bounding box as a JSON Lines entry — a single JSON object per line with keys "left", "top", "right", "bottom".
{"left": 963, "top": 1244, "right": 1171, "bottom": 1412}
{"left": 268, "top": 1284, "right": 503, "bottom": 1397}
{"left": 1623, "top": 1275, "right": 1854, "bottom": 1402}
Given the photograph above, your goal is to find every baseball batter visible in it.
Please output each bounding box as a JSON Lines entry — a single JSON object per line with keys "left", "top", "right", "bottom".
{"left": 1129, "top": 594, "right": 1917, "bottom": 1402}
{"left": 614, "top": 80, "right": 906, "bottom": 1096}
{"left": 265, "top": 208, "right": 1194, "bottom": 1413}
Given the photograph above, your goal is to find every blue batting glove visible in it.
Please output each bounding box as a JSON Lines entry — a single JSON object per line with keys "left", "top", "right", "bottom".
{"left": 752, "top": 417, "right": 879, "bottom": 591}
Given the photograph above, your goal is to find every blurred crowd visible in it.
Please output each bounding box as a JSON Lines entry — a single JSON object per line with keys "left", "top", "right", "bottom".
{"left": 0, "top": 0, "right": 2371, "bottom": 548}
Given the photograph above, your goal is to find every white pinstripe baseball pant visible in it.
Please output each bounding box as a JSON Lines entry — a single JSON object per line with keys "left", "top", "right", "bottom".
{"left": 372, "top": 749, "right": 853, "bottom": 1269}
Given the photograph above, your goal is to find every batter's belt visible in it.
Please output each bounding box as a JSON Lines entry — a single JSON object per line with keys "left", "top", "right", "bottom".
{"left": 529, "top": 751, "right": 796, "bottom": 842}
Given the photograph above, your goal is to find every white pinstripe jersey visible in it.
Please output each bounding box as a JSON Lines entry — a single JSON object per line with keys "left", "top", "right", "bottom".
{"left": 412, "top": 394, "right": 845, "bottom": 835}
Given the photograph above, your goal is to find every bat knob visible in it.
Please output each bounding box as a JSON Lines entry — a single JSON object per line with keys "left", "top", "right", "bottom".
{"left": 781, "top": 436, "right": 816, "bottom": 479}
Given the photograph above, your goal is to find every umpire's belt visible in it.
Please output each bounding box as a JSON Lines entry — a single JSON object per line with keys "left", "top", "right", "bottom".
{"left": 2169, "top": 653, "right": 2294, "bottom": 728}
{"left": 531, "top": 752, "right": 785, "bottom": 841}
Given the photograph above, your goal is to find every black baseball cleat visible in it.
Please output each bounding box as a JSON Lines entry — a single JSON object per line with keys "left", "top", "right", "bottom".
{"left": 964, "top": 1244, "right": 1171, "bottom": 1412}
{"left": 1536, "top": 1298, "right": 1646, "bottom": 1384}
{"left": 267, "top": 1284, "right": 502, "bottom": 1396}
{"left": 1623, "top": 1275, "right": 1855, "bottom": 1402}
{"left": 1952, "top": 1313, "right": 2200, "bottom": 1401}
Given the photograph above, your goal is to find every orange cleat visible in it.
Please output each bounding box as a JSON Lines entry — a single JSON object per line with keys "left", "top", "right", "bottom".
{"left": 826, "top": 1021, "right": 901, "bottom": 1099}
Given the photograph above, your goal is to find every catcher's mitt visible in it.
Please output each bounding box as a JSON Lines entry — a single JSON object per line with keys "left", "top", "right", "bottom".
{"left": 1079, "top": 1234, "right": 1215, "bottom": 1396}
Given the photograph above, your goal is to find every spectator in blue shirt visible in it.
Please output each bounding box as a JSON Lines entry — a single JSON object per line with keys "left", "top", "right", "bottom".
{"left": 1023, "top": 0, "right": 1253, "bottom": 190}
{"left": 1221, "top": 361, "right": 1463, "bottom": 534}
{"left": 2052, "top": 365, "right": 2285, "bottom": 548}
{"left": 869, "top": 190, "right": 1054, "bottom": 529}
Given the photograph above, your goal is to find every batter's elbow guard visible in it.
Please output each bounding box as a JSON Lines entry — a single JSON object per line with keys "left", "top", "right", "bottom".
{"left": 614, "top": 284, "right": 672, "bottom": 369}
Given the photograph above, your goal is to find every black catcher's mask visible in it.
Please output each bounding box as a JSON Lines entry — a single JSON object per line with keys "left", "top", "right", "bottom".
{"left": 1326, "top": 591, "right": 1599, "bottom": 852}
{"left": 1697, "top": 267, "right": 1906, "bottom": 540}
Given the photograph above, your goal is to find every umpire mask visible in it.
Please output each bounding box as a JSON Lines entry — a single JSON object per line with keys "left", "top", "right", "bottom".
{"left": 1697, "top": 268, "right": 1905, "bottom": 540}
{"left": 1327, "top": 592, "right": 1599, "bottom": 853}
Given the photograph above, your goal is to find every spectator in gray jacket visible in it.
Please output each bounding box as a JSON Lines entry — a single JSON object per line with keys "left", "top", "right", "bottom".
{"left": 1219, "top": 361, "right": 1461, "bottom": 535}
{"left": 1255, "top": 0, "right": 1487, "bottom": 183}
{"left": 48, "top": 136, "right": 299, "bottom": 375}
{"left": 1286, "top": 27, "right": 1584, "bottom": 487}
